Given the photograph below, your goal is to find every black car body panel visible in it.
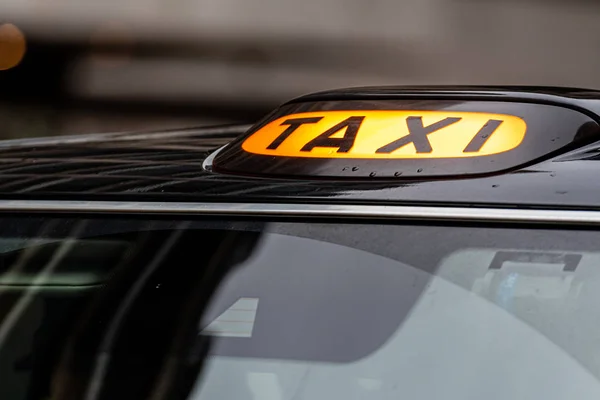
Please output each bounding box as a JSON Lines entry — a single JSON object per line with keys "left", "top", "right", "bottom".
{"left": 1, "top": 86, "right": 600, "bottom": 210}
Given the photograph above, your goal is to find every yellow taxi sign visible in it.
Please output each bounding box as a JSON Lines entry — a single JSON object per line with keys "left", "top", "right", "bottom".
{"left": 242, "top": 111, "right": 527, "bottom": 159}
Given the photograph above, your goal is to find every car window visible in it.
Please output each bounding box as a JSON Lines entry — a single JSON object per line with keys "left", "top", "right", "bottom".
{"left": 0, "top": 217, "right": 600, "bottom": 400}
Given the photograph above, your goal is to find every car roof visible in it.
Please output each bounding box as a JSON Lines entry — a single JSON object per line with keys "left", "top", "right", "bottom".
{"left": 1, "top": 86, "right": 600, "bottom": 212}
{"left": 0, "top": 122, "right": 595, "bottom": 211}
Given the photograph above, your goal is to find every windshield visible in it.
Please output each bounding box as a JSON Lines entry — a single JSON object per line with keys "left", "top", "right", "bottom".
{"left": 0, "top": 217, "right": 600, "bottom": 399}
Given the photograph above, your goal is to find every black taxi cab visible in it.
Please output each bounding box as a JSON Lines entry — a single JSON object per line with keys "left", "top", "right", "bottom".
{"left": 1, "top": 86, "right": 600, "bottom": 400}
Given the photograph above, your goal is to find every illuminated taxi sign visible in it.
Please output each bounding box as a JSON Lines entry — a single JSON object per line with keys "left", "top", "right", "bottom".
{"left": 242, "top": 111, "right": 526, "bottom": 159}
{"left": 212, "top": 90, "right": 600, "bottom": 179}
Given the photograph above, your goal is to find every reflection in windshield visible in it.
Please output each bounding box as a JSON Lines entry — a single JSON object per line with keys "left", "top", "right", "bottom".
{"left": 0, "top": 219, "right": 600, "bottom": 399}
{"left": 193, "top": 234, "right": 600, "bottom": 400}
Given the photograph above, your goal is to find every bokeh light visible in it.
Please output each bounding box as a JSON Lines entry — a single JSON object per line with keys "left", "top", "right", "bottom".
{"left": 0, "top": 24, "right": 26, "bottom": 71}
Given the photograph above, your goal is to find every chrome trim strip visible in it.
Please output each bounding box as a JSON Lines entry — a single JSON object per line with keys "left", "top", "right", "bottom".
{"left": 202, "top": 144, "right": 227, "bottom": 171}
{"left": 0, "top": 200, "right": 596, "bottom": 225}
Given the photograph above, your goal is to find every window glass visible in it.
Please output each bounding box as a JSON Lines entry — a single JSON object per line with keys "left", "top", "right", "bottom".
{"left": 0, "top": 217, "right": 599, "bottom": 400}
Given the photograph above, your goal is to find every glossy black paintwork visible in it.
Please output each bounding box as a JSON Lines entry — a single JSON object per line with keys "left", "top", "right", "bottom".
{"left": 290, "top": 86, "right": 600, "bottom": 118}
{"left": 2, "top": 87, "right": 600, "bottom": 210}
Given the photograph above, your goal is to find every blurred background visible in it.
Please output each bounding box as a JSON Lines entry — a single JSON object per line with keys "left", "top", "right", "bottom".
{"left": 1, "top": 0, "right": 600, "bottom": 139}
